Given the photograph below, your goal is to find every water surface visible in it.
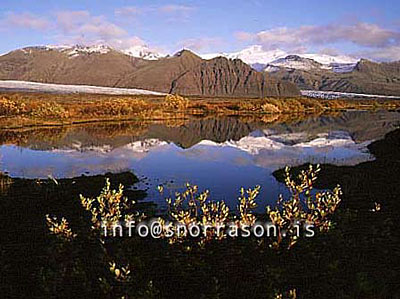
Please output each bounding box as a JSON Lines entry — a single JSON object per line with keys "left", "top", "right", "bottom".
{"left": 1, "top": 110, "right": 399, "bottom": 211}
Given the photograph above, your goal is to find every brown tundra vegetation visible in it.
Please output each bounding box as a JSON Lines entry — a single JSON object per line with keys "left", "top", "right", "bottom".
{"left": 0, "top": 91, "right": 399, "bottom": 128}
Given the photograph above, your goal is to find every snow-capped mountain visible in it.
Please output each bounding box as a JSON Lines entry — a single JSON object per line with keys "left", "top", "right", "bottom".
{"left": 299, "top": 53, "right": 358, "bottom": 73}
{"left": 261, "top": 55, "right": 358, "bottom": 73}
{"left": 265, "top": 55, "right": 358, "bottom": 73}
{"left": 301, "top": 53, "right": 358, "bottom": 65}
{"left": 41, "top": 44, "right": 165, "bottom": 60}
{"left": 18, "top": 44, "right": 358, "bottom": 70}
{"left": 266, "top": 55, "right": 327, "bottom": 71}
{"left": 39, "top": 44, "right": 113, "bottom": 57}
{"left": 121, "top": 45, "right": 165, "bottom": 60}
{"left": 200, "top": 45, "right": 359, "bottom": 73}
{"left": 201, "top": 45, "right": 287, "bottom": 65}
{"left": 65, "top": 45, "right": 112, "bottom": 57}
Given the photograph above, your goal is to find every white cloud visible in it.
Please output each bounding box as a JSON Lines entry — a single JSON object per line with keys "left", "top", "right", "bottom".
{"left": 1, "top": 12, "right": 50, "bottom": 31}
{"left": 235, "top": 22, "right": 400, "bottom": 61}
{"left": 107, "top": 36, "right": 147, "bottom": 49}
{"left": 114, "top": 4, "right": 195, "bottom": 21}
{"left": 114, "top": 6, "right": 142, "bottom": 17}
{"left": 360, "top": 46, "right": 400, "bottom": 61}
{"left": 56, "top": 11, "right": 127, "bottom": 40}
{"left": 53, "top": 10, "right": 148, "bottom": 50}
{"left": 318, "top": 48, "right": 341, "bottom": 56}
{"left": 237, "top": 23, "right": 400, "bottom": 50}
{"left": 158, "top": 5, "right": 194, "bottom": 14}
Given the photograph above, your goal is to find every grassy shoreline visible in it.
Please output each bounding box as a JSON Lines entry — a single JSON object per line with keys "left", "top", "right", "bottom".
{"left": 1, "top": 91, "right": 399, "bottom": 129}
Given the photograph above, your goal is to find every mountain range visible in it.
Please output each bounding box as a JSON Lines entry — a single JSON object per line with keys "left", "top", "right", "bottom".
{"left": 267, "top": 57, "right": 400, "bottom": 96}
{"left": 201, "top": 45, "right": 358, "bottom": 72}
{"left": 0, "top": 45, "right": 298, "bottom": 97}
{"left": 1, "top": 44, "right": 400, "bottom": 96}
{"left": 201, "top": 46, "right": 400, "bottom": 96}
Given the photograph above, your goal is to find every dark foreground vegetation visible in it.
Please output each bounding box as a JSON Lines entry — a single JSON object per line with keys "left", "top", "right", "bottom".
{"left": 0, "top": 126, "right": 399, "bottom": 298}
{"left": 1, "top": 91, "right": 400, "bottom": 129}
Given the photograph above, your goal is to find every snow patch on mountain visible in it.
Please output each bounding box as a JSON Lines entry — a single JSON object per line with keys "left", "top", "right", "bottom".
{"left": 264, "top": 55, "right": 358, "bottom": 73}
{"left": 201, "top": 45, "right": 287, "bottom": 65}
{"left": 39, "top": 44, "right": 113, "bottom": 57}
{"left": 263, "top": 65, "right": 281, "bottom": 72}
{"left": 121, "top": 45, "right": 166, "bottom": 60}
{"left": 44, "top": 45, "right": 73, "bottom": 51}
{"left": 66, "top": 45, "right": 111, "bottom": 57}
{"left": 301, "top": 53, "right": 357, "bottom": 65}
{"left": 41, "top": 44, "right": 165, "bottom": 60}
{"left": 266, "top": 55, "right": 323, "bottom": 71}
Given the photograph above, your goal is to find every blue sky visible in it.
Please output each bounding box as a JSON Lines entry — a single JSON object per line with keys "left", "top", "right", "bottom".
{"left": 1, "top": 0, "right": 399, "bottom": 60}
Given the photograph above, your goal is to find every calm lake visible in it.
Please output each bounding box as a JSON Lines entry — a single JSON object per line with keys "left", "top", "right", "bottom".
{"left": 1, "top": 110, "right": 399, "bottom": 211}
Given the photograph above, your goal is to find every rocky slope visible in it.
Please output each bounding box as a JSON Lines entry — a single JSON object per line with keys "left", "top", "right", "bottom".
{"left": 0, "top": 46, "right": 299, "bottom": 97}
{"left": 164, "top": 52, "right": 298, "bottom": 97}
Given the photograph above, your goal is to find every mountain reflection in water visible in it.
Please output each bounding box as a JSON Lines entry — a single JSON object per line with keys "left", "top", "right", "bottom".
{"left": 1, "top": 110, "right": 399, "bottom": 210}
